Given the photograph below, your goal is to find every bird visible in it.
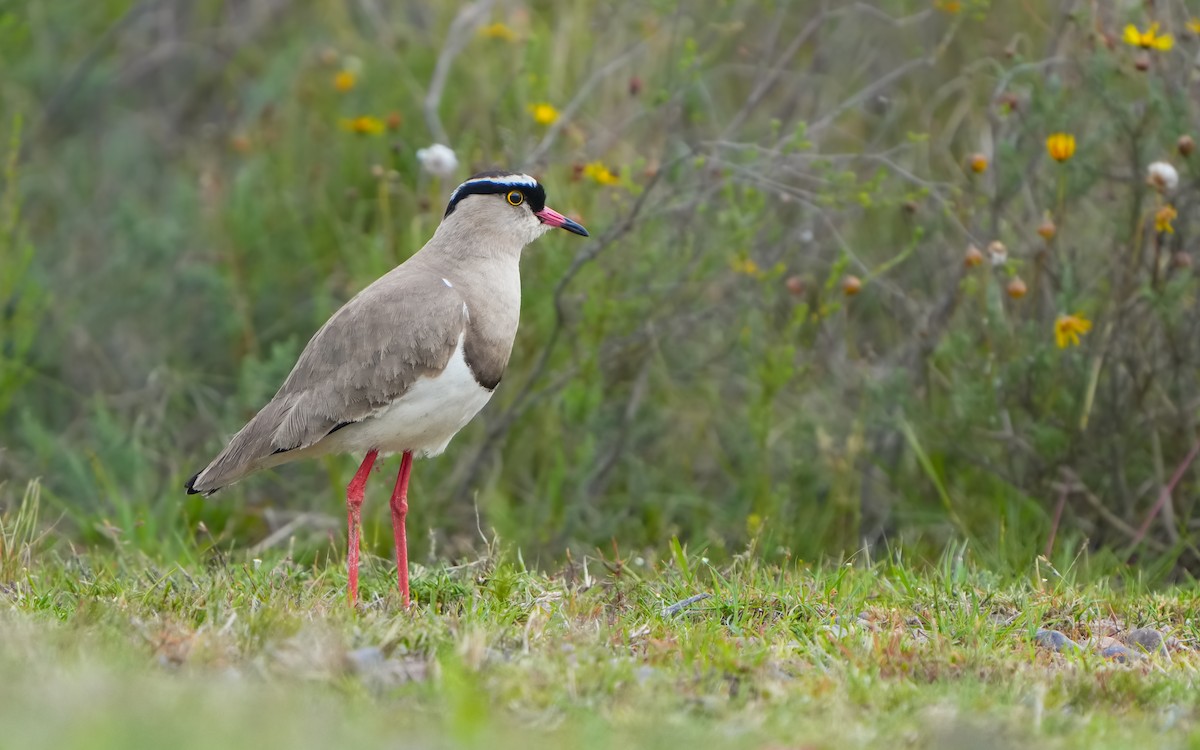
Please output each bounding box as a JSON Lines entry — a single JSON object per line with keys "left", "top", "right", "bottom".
{"left": 185, "top": 170, "right": 588, "bottom": 607}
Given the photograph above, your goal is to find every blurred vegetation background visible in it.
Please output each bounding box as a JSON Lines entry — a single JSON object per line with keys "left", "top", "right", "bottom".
{"left": 3, "top": 0, "right": 1200, "bottom": 577}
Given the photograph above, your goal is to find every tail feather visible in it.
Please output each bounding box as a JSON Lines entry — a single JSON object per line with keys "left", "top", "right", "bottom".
{"left": 184, "top": 470, "right": 219, "bottom": 496}
{"left": 184, "top": 397, "right": 306, "bottom": 496}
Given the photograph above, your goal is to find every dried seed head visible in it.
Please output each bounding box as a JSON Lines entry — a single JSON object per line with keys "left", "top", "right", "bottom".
{"left": 987, "top": 241, "right": 1008, "bottom": 266}
{"left": 964, "top": 245, "right": 985, "bottom": 268}
{"left": 842, "top": 275, "right": 862, "bottom": 296}
{"left": 1006, "top": 277, "right": 1028, "bottom": 299}
{"left": 785, "top": 275, "right": 805, "bottom": 296}
{"left": 996, "top": 92, "right": 1020, "bottom": 113}
{"left": 969, "top": 153, "right": 988, "bottom": 173}
{"left": 1178, "top": 135, "right": 1195, "bottom": 157}
{"left": 1172, "top": 251, "right": 1193, "bottom": 270}
{"left": 1037, "top": 216, "right": 1057, "bottom": 241}
{"left": 1147, "top": 161, "right": 1180, "bottom": 192}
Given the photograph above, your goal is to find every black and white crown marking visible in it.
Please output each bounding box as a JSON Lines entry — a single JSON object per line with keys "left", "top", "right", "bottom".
{"left": 444, "top": 170, "right": 546, "bottom": 218}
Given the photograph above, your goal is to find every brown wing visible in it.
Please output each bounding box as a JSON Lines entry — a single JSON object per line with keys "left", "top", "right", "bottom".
{"left": 186, "top": 268, "right": 467, "bottom": 494}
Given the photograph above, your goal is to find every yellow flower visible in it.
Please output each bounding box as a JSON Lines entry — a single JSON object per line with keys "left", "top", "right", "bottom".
{"left": 968, "top": 153, "right": 988, "bottom": 173}
{"left": 731, "top": 257, "right": 762, "bottom": 278}
{"left": 934, "top": 0, "right": 961, "bottom": 12}
{"left": 1045, "top": 133, "right": 1076, "bottom": 162}
{"left": 1155, "top": 204, "right": 1177, "bottom": 234}
{"left": 1123, "top": 23, "right": 1173, "bottom": 51}
{"left": 529, "top": 103, "right": 559, "bottom": 126}
{"left": 340, "top": 116, "right": 385, "bottom": 136}
{"left": 583, "top": 161, "right": 620, "bottom": 186}
{"left": 479, "top": 22, "right": 518, "bottom": 42}
{"left": 1189, "top": 19, "right": 1200, "bottom": 35}
{"left": 334, "top": 70, "right": 356, "bottom": 92}
{"left": 1054, "top": 314, "right": 1092, "bottom": 349}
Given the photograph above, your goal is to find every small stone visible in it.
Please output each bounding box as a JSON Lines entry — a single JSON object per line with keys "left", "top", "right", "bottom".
{"left": 1124, "top": 628, "right": 1166, "bottom": 655}
{"left": 1034, "top": 629, "right": 1079, "bottom": 653}
{"left": 823, "top": 624, "right": 852, "bottom": 638}
{"left": 345, "top": 647, "right": 386, "bottom": 673}
{"left": 1100, "top": 643, "right": 1140, "bottom": 663}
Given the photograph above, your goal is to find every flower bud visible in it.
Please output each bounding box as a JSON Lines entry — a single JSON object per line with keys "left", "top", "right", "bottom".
{"left": 1037, "top": 216, "right": 1057, "bottom": 241}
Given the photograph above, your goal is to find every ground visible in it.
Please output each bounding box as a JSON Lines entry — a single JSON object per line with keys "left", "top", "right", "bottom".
{"left": 2, "top": 536, "right": 1197, "bottom": 750}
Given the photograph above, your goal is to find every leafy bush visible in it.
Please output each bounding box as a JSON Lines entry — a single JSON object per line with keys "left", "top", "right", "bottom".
{"left": 2, "top": 1, "right": 1198, "bottom": 576}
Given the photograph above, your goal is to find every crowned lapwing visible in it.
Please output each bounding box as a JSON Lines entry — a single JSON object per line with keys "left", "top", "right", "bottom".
{"left": 186, "top": 171, "right": 588, "bottom": 607}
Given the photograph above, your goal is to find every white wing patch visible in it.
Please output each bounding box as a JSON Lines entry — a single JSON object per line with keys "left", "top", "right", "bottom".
{"left": 442, "top": 278, "right": 453, "bottom": 288}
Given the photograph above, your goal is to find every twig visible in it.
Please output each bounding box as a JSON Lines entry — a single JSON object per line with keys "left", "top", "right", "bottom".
{"left": 1127, "top": 440, "right": 1200, "bottom": 552}
{"left": 423, "top": 0, "right": 496, "bottom": 145}
{"left": 662, "top": 593, "right": 710, "bottom": 617}
{"left": 522, "top": 41, "right": 646, "bottom": 168}
{"left": 1044, "top": 484, "right": 1068, "bottom": 558}
{"left": 1054, "top": 469, "right": 1167, "bottom": 553}
{"left": 247, "top": 512, "right": 337, "bottom": 555}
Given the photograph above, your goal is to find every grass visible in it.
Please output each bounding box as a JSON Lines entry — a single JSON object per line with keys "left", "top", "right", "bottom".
{"left": 3, "top": 485, "right": 1199, "bottom": 750}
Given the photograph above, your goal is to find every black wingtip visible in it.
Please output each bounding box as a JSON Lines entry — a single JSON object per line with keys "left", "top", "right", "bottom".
{"left": 184, "top": 471, "right": 202, "bottom": 495}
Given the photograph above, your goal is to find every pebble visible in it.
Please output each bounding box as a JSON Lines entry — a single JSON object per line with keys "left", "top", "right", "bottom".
{"left": 1100, "top": 643, "right": 1141, "bottom": 663}
{"left": 1034, "top": 629, "right": 1079, "bottom": 653}
{"left": 345, "top": 647, "right": 429, "bottom": 688}
{"left": 345, "top": 646, "right": 386, "bottom": 672}
{"left": 822, "top": 624, "right": 852, "bottom": 638}
{"left": 1124, "top": 628, "right": 1166, "bottom": 656}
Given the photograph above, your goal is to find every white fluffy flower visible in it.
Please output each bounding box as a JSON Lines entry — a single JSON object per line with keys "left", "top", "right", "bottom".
{"left": 987, "top": 240, "right": 1008, "bottom": 267}
{"left": 1147, "top": 161, "right": 1179, "bottom": 192}
{"left": 417, "top": 144, "right": 458, "bottom": 178}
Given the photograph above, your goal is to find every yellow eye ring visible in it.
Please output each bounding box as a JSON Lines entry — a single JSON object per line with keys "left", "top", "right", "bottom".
{"left": 506, "top": 190, "right": 524, "bottom": 206}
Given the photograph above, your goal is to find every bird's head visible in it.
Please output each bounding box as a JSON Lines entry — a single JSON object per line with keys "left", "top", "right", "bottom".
{"left": 441, "top": 171, "right": 588, "bottom": 247}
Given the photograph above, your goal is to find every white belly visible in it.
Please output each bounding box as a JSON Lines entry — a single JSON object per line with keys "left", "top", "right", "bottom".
{"left": 313, "top": 334, "right": 494, "bottom": 458}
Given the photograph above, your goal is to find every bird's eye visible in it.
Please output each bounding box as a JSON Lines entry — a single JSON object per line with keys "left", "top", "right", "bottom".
{"left": 506, "top": 190, "right": 524, "bottom": 206}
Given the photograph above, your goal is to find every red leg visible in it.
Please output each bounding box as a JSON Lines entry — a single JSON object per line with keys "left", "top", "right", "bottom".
{"left": 346, "top": 449, "right": 378, "bottom": 606}
{"left": 389, "top": 451, "right": 414, "bottom": 608}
